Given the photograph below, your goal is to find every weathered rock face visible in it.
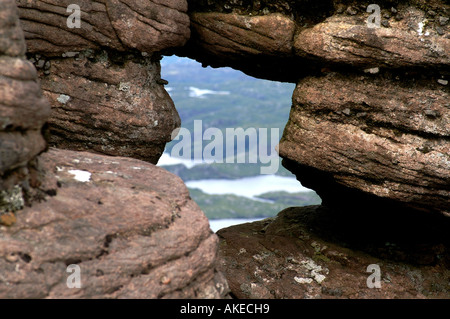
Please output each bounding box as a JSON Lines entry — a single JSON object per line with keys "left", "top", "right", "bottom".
{"left": 294, "top": 7, "right": 450, "bottom": 71}
{"left": 178, "top": 0, "right": 336, "bottom": 81}
{"left": 279, "top": 72, "right": 449, "bottom": 216}
{"left": 1, "top": 0, "right": 231, "bottom": 299}
{"left": 182, "top": 12, "right": 302, "bottom": 82}
{"left": 0, "top": 148, "right": 229, "bottom": 298}
{"left": 278, "top": 2, "right": 450, "bottom": 217}
{"left": 181, "top": 1, "right": 450, "bottom": 81}
{"left": 35, "top": 50, "right": 180, "bottom": 164}
{"left": 2, "top": 0, "right": 449, "bottom": 300}
{"left": 181, "top": 0, "right": 449, "bottom": 217}
{"left": 16, "top": 0, "right": 189, "bottom": 163}
{"left": 181, "top": 0, "right": 450, "bottom": 299}
{"left": 16, "top": 0, "right": 190, "bottom": 55}
{"left": 217, "top": 206, "right": 449, "bottom": 299}
{"left": 0, "top": 0, "right": 50, "bottom": 223}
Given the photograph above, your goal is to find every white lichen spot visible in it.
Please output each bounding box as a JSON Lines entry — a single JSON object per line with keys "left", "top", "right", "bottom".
{"left": 417, "top": 21, "right": 425, "bottom": 35}
{"left": 62, "top": 51, "right": 79, "bottom": 58}
{"left": 68, "top": 169, "right": 91, "bottom": 182}
{"left": 154, "top": 120, "right": 158, "bottom": 127}
{"left": 132, "top": 166, "right": 142, "bottom": 170}
{"left": 252, "top": 251, "right": 271, "bottom": 262}
{"left": 294, "top": 276, "right": 313, "bottom": 284}
{"left": 239, "top": 248, "right": 247, "bottom": 255}
{"left": 300, "top": 258, "right": 329, "bottom": 284}
{"left": 313, "top": 272, "right": 326, "bottom": 284}
{"left": 119, "top": 82, "right": 131, "bottom": 92}
{"left": 417, "top": 19, "right": 430, "bottom": 36}
{"left": 244, "top": 18, "right": 252, "bottom": 29}
{"left": 364, "top": 67, "right": 379, "bottom": 74}
{"left": 57, "top": 94, "right": 70, "bottom": 104}
{"left": 72, "top": 159, "right": 80, "bottom": 164}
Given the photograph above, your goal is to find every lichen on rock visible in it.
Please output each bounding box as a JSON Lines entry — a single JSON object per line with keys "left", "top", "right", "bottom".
{"left": 0, "top": 185, "right": 24, "bottom": 214}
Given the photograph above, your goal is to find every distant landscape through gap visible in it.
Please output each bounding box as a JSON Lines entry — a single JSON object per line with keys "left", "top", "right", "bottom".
{"left": 157, "top": 56, "right": 322, "bottom": 232}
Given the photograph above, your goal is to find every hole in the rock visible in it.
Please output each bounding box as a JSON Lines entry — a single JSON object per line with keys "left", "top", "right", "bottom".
{"left": 157, "top": 56, "right": 322, "bottom": 233}
{"left": 19, "top": 252, "right": 32, "bottom": 263}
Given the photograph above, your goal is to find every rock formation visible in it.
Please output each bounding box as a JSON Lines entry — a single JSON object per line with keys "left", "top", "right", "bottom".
{"left": 1, "top": 0, "right": 228, "bottom": 299}
{"left": 34, "top": 50, "right": 180, "bottom": 164}
{"left": 217, "top": 206, "right": 449, "bottom": 298}
{"left": 0, "top": 148, "right": 228, "bottom": 298}
{"left": 179, "top": 0, "right": 449, "bottom": 298}
{"left": 181, "top": 0, "right": 449, "bottom": 218}
{"left": 1, "top": 0, "right": 448, "bottom": 299}
{"left": 16, "top": 0, "right": 189, "bottom": 163}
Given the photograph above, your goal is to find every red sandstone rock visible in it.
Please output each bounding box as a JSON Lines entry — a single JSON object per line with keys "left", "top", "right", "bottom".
{"left": 217, "top": 206, "right": 449, "bottom": 299}
{"left": 38, "top": 50, "right": 180, "bottom": 164}
{"left": 279, "top": 72, "right": 450, "bottom": 216}
{"left": 0, "top": 148, "right": 229, "bottom": 298}
{"left": 16, "top": 0, "right": 190, "bottom": 55}
{"left": 295, "top": 9, "right": 450, "bottom": 70}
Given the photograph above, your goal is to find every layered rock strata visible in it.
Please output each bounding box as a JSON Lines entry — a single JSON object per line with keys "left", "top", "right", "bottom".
{"left": 16, "top": 0, "right": 189, "bottom": 163}
{"left": 280, "top": 72, "right": 449, "bottom": 216}
{"left": 0, "top": 0, "right": 228, "bottom": 299}
{"left": 181, "top": 1, "right": 449, "bottom": 217}
{"left": 2, "top": 0, "right": 448, "bottom": 300}
{"left": 34, "top": 50, "right": 180, "bottom": 164}
{"left": 0, "top": 148, "right": 229, "bottom": 298}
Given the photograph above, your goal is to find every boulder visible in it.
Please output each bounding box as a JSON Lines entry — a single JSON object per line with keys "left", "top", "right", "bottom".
{"left": 0, "top": 148, "right": 229, "bottom": 298}
{"left": 36, "top": 50, "right": 180, "bottom": 164}
{"left": 16, "top": 0, "right": 188, "bottom": 164}
{"left": 189, "top": 12, "right": 295, "bottom": 58}
{"left": 279, "top": 72, "right": 450, "bottom": 216}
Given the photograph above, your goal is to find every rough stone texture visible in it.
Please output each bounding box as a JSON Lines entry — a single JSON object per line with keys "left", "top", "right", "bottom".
{"left": 189, "top": 12, "right": 295, "bottom": 57}
{"left": 181, "top": 1, "right": 450, "bottom": 81}
{"left": 2, "top": 0, "right": 448, "bottom": 300}
{"left": 16, "top": 0, "right": 190, "bottom": 55}
{"left": 217, "top": 206, "right": 449, "bottom": 299}
{"left": 295, "top": 8, "right": 450, "bottom": 71}
{"left": 16, "top": 0, "right": 188, "bottom": 164}
{"left": 0, "top": 148, "right": 229, "bottom": 298}
{"left": 35, "top": 50, "right": 180, "bottom": 164}
{"left": 0, "top": 0, "right": 26, "bottom": 56}
{"left": 0, "top": 0, "right": 50, "bottom": 209}
{"left": 279, "top": 72, "right": 450, "bottom": 216}
{"left": 107, "top": 0, "right": 190, "bottom": 53}
{"left": 181, "top": 11, "right": 301, "bottom": 82}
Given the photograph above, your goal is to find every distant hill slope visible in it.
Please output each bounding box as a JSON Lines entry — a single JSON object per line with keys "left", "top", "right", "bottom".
{"left": 161, "top": 56, "right": 295, "bottom": 156}
{"left": 161, "top": 55, "right": 295, "bottom": 177}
